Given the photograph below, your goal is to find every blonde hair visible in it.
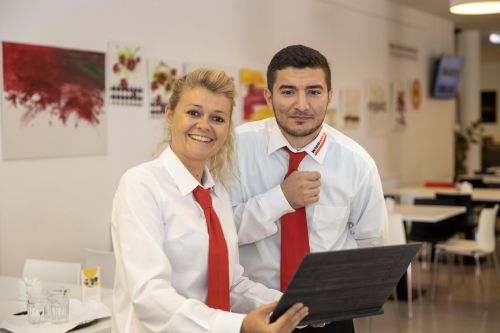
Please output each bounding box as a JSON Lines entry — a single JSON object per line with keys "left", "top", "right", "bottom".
{"left": 153, "top": 68, "right": 236, "bottom": 188}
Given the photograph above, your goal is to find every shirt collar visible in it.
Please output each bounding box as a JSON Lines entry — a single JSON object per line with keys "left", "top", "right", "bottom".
{"left": 267, "top": 118, "right": 329, "bottom": 164}
{"left": 160, "top": 146, "right": 218, "bottom": 197}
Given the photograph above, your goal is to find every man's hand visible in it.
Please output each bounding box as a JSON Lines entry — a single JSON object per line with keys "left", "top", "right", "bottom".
{"left": 281, "top": 171, "right": 321, "bottom": 209}
{"left": 241, "top": 301, "right": 309, "bottom": 333}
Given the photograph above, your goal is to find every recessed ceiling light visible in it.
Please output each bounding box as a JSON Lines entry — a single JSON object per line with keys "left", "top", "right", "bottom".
{"left": 450, "top": 0, "right": 500, "bottom": 15}
{"left": 489, "top": 33, "right": 500, "bottom": 44}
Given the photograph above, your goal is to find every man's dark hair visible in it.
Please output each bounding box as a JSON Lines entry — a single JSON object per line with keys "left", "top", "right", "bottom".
{"left": 266, "top": 44, "right": 331, "bottom": 92}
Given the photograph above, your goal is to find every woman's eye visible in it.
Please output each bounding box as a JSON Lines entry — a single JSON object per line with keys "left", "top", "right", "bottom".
{"left": 187, "top": 110, "right": 200, "bottom": 117}
{"left": 212, "top": 115, "right": 226, "bottom": 123}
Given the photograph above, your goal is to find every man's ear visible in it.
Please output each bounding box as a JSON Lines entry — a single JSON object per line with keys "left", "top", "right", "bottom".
{"left": 265, "top": 88, "right": 273, "bottom": 109}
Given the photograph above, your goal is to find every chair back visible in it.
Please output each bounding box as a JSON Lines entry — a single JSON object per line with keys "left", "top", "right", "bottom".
{"left": 22, "top": 259, "right": 81, "bottom": 285}
{"left": 387, "top": 213, "right": 407, "bottom": 245}
{"left": 84, "top": 248, "right": 116, "bottom": 288}
{"left": 477, "top": 204, "right": 499, "bottom": 253}
{"left": 435, "top": 193, "right": 475, "bottom": 237}
{"left": 400, "top": 192, "right": 416, "bottom": 205}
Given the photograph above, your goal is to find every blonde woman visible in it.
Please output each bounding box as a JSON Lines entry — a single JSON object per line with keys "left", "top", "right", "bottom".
{"left": 111, "top": 68, "right": 308, "bottom": 333}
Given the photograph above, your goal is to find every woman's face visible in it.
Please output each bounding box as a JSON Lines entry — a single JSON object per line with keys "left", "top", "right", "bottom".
{"left": 167, "top": 86, "right": 231, "bottom": 168}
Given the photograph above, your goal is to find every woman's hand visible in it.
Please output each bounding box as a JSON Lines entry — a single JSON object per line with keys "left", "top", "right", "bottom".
{"left": 241, "top": 301, "right": 308, "bottom": 333}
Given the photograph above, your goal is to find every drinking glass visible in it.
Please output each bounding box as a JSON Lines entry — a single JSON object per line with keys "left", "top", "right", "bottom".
{"left": 48, "top": 287, "right": 70, "bottom": 324}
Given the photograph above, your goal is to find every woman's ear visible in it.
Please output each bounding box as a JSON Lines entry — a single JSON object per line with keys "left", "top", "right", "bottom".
{"left": 165, "top": 106, "right": 173, "bottom": 126}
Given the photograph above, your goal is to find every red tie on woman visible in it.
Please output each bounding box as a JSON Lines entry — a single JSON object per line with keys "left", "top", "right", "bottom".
{"left": 280, "top": 149, "right": 310, "bottom": 291}
{"left": 193, "top": 186, "right": 230, "bottom": 311}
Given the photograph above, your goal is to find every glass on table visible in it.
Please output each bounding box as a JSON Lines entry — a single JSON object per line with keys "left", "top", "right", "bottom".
{"left": 26, "top": 292, "right": 50, "bottom": 324}
{"left": 48, "top": 287, "right": 70, "bottom": 324}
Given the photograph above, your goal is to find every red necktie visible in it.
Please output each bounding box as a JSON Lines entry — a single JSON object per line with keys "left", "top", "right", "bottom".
{"left": 193, "top": 186, "right": 230, "bottom": 311}
{"left": 280, "top": 149, "right": 310, "bottom": 291}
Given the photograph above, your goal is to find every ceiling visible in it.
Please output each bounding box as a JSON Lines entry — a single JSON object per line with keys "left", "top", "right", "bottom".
{"left": 388, "top": 0, "right": 500, "bottom": 38}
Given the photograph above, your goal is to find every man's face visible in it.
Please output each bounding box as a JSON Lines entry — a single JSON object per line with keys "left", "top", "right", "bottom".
{"left": 265, "top": 67, "right": 332, "bottom": 147}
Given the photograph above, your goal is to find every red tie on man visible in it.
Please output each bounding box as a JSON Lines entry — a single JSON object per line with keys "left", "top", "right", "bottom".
{"left": 280, "top": 149, "right": 310, "bottom": 291}
{"left": 193, "top": 186, "right": 230, "bottom": 311}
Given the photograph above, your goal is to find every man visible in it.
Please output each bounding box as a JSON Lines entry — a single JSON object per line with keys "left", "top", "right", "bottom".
{"left": 231, "top": 45, "right": 388, "bottom": 333}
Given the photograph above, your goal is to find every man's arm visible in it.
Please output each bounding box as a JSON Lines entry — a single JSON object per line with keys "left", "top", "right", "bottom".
{"left": 232, "top": 170, "right": 321, "bottom": 245}
{"left": 350, "top": 164, "right": 389, "bottom": 247}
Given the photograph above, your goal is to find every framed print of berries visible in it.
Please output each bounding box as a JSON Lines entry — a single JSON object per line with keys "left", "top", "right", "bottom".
{"left": 147, "top": 59, "right": 182, "bottom": 118}
{"left": 108, "top": 42, "right": 144, "bottom": 106}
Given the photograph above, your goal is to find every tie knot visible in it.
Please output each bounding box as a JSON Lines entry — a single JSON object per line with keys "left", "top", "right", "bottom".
{"left": 193, "top": 186, "right": 213, "bottom": 209}
{"left": 286, "top": 148, "right": 307, "bottom": 174}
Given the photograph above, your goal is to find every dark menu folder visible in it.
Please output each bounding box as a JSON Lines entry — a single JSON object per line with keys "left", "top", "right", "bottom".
{"left": 269, "top": 243, "right": 421, "bottom": 325}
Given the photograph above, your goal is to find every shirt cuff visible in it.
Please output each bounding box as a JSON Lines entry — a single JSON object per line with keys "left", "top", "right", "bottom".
{"left": 213, "top": 311, "right": 246, "bottom": 333}
{"left": 260, "top": 184, "right": 295, "bottom": 220}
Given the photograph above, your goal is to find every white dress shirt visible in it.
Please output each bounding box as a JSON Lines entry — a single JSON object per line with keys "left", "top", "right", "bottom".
{"left": 111, "top": 146, "right": 281, "bottom": 333}
{"left": 232, "top": 117, "right": 388, "bottom": 290}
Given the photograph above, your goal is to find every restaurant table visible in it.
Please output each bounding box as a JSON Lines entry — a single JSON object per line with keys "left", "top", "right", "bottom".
{"left": 391, "top": 187, "right": 500, "bottom": 203}
{"left": 457, "top": 174, "right": 500, "bottom": 186}
{"left": 390, "top": 204, "right": 466, "bottom": 309}
{"left": 393, "top": 204, "right": 467, "bottom": 222}
{"left": 0, "top": 275, "right": 111, "bottom": 333}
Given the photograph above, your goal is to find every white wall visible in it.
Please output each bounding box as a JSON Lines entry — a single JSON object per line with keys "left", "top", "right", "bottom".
{"left": 481, "top": 62, "right": 500, "bottom": 140}
{"left": 0, "top": 0, "right": 455, "bottom": 275}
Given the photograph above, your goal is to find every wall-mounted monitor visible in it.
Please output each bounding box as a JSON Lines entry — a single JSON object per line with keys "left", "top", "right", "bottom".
{"left": 431, "top": 54, "right": 464, "bottom": 99}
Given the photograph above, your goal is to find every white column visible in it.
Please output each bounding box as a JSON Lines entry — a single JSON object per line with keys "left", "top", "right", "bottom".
{"left": 457, "top": 30, "right": 481, "bottom": 175}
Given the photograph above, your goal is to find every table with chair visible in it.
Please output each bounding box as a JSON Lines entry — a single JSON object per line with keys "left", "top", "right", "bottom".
{"left": 0, "top": 275, "right": 112, "bottom": 333}
{"left": 431, "top": 204, "right": 500, "bottom": 302}
{"left": 392, "top": 186, "right": 500, "bottom": 204}
{"left": 388, "top": 203, "right": 467, "bottom": 313}
{"left": 1, "top": 255, "right": 115, "bottom": 333}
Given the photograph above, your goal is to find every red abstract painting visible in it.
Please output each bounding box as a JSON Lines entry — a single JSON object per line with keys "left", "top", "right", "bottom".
{"left": 2, "top": 41, "right": 105, "bottom": 127}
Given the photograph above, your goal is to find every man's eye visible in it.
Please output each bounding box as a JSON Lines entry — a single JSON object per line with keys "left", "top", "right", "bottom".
{"left": 308, "top": 89, "right": 322, "bottom": 96}
{"left": 280, "top": 89, "right": 294, "bottom": 96}
{"left": 212, "top": 115, "right": 226, "bottom": 123}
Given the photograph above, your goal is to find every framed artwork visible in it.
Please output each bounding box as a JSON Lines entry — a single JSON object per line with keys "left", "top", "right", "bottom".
{"left": 366, "top": 80, "right": 388, "bottom": 113}
{"left": 366, "top": 80, "right": 389, "bottom": 137}
{"left": 339, "top": 87, "right": 361, "bottom": 129}
{"left": 147, "top": 59, "right": 182, "bottom": 118}
{"left": 1, "top": 41, "right": 106, "bottom": 160}
{"left": 240, "top": 68, "right": 272, "bottom": 122}
{"left": 410, "top": 78, "right": 422, "bottom": 111}
{"left": 390, "top": 80, "right": 408, "bottom": 129}
{"left": 108, "top": 42, "right": 144, "bottom": 106}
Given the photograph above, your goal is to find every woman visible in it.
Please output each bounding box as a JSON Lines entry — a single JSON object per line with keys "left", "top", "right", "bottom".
{"left": 111, "top": 68, "right": 308, "bottom": 333}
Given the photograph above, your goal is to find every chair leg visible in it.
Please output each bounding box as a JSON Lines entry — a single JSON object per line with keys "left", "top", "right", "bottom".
{"left": 447, "top": 253, "right": 454, "bottom": 295}
{"left": 492, "top": 251, "right": 500, "bottom": 279}
{"left": 414, "top": 260, "right": 423, "bottom": 301}
{"left": 406, "top": 265, "right": 413, "bottom": 319}
{"left": 391, "top": 287, "right": 403, "bottom": 333}
{"left": 431, "top": 248, "right": 441, "bottom": 301}
{"left": 474, "top": 254, "right": 485, "bottom": 303}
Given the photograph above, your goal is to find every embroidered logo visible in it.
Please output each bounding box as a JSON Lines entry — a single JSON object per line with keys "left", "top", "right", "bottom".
{"left": 311, "top": 132, "right": 327, "bottom": 156}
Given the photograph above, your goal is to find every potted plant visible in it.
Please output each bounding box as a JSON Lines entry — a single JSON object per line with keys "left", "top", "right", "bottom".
{"left": 455, "top": 119, "right": 484, "bottom": 177}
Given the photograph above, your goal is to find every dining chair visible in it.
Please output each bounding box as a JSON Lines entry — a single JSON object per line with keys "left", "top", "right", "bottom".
{"left": 84, "top": 248, "right": 116, "bottom": 288}
{"left": 431, "top": 204, "right": 500, "bottom": 302}
{"left": 435, "top": 193, "right": 475, "bottom": 239}
{"left": 22, "top": 258, "right": 81, "bottom": 285}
